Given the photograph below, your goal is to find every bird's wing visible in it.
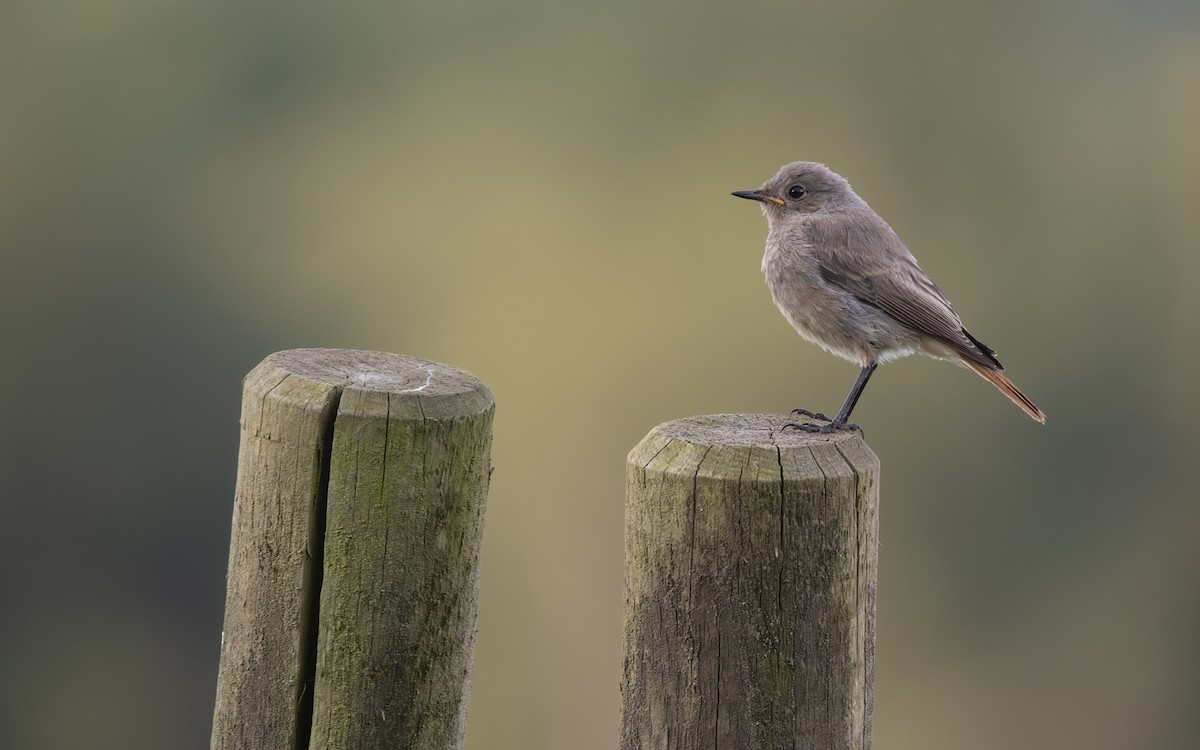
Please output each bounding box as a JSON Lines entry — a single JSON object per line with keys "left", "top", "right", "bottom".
{"left": 809, "top": 217, "right": 1003, "bottom": 369}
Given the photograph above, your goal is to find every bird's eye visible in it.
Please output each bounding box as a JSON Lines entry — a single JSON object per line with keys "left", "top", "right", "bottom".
{"left": 788, "top": 185, "right": 807, "bottom": 199}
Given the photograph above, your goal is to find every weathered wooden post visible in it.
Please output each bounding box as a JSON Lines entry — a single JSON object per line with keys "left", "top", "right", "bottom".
{"left": 622, "top": 413, "right": 879, "bottom": 750}
{"left": 211, "top": 349, "right": 494, "bottom": 750}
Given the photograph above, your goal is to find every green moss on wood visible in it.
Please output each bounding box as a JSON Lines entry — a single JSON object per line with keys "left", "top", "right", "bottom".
{"left": 622, "top": 414, "right": 879, "bottom": 750}
{"left": 211, "top": 350, "right": 494, "bottom": 750}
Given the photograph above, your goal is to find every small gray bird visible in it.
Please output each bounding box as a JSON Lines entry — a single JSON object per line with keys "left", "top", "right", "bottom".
{"left": 733, "top": 161, "right": 1045, "bottom": 432}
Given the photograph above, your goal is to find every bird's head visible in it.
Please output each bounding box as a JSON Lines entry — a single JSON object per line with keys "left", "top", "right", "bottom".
{"left": 732, "top": 161, "right": 856, "bottom": 219}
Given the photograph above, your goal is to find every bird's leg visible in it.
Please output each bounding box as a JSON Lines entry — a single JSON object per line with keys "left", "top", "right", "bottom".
{"left": 785, "top": 362, "right": 878, "bottom": 433}
{"left": 828, "top": 361, "right": 877, "bottom": 425}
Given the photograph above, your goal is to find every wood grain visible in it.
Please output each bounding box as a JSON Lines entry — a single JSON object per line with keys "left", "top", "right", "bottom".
{"left": 211, "top": 349, "right": 493, "bottom": 750}
{"left": 622, "top": 414, "right": 879, "bottom": 750}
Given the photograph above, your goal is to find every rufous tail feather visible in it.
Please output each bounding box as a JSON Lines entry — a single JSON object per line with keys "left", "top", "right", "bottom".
{"left": 961, "top": 357, "right": 1046, "bottom": 424}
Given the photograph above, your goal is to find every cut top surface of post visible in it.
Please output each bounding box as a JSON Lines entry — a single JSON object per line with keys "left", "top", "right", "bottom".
{"left": 629, "top": 413, "right": 878, "bottom": 476}
{"left": 267, "top": 349, "right": 467, "bottom": 394}
{"left": 652, "top": 412, "right": 866, "bottom": 447}
{"left": 253, "top": 348, "right": 494, "bottom": 420}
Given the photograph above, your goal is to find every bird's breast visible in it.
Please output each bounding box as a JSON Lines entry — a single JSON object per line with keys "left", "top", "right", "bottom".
{"left": 761, "top": 236, "right": 917, "bottom": 366}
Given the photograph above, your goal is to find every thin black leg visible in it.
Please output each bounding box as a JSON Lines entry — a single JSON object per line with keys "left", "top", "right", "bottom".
{"left": 830, "top": 362, "right": 877, "bottom": 425}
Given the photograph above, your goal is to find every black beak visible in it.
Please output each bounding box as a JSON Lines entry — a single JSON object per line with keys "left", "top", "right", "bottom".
{"left": 731, "top": 189, "right": 784, "bottom": 205}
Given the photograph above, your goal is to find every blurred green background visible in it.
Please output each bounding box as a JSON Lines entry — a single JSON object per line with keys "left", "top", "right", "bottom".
{"left": 2, "top": 1, "right": 1198, "bottom": 748}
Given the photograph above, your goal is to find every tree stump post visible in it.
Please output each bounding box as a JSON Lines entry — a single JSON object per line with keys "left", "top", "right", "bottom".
{"left": 210, "top": 349, "right": 494, "bottom": 750}
{"left": 622, "top": 413, "right": 880, "bottom": 750}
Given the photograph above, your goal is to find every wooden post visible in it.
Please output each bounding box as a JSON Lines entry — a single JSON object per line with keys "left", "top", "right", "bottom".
{"left": 210, "top": 349, "right": 494, "bottom": 750}
{"left": 621, "top": 413, "right": 880, "bottom": 750}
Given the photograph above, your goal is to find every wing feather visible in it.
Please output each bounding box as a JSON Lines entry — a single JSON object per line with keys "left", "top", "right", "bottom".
{"left": 809, "top": 215, "right": 1003, "bottom": 369}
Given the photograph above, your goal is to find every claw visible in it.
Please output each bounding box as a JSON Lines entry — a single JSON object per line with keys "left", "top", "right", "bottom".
{"left": 782, "top": 420, "right": 861, "bottom": 434}
{"left": 789, "top": 408, "right": 831, "bottom": 422}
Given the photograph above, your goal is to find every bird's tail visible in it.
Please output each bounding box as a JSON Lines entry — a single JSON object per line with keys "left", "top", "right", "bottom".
{"left": 960, "top": 357, "right": 1046, "bottom": 424}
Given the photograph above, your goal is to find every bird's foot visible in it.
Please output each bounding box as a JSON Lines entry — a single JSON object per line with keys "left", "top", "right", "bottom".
{"left": 789, "top": 408, "right": 831, "bottom": 422}
{"left": 787, "top": 422, "right": 864, "bottom": 432}
{"left": 782, "top": 410, "right": 859, "bottom": 432}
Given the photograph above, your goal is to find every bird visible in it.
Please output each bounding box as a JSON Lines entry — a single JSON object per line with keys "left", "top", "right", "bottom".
{"left": 732, "top": 161, "right": 1045, "bottom": 432}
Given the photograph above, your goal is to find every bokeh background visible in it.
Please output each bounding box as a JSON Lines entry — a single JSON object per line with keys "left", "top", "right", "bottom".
{"left": 3, "top": 1, "right": 1198, "bottom": 748}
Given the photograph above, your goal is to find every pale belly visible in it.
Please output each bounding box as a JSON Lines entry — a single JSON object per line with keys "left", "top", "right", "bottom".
{"left": 764, "top": 253, "right": 920, "bottom": 367}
